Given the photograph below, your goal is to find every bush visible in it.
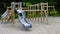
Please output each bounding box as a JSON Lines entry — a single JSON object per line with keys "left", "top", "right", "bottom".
{"left": 48, "top": 10, "right": 57, "bottom": 16}
{"left": 55, "top": 13, "right": 60, "bottom": 17}
{"left": 14, "top": 13, "right": 18, "bottom": 18}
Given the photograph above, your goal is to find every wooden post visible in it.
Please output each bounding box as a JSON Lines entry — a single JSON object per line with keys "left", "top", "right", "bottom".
{"left": 40, "top": 3, "right": 43, "bottom": 23}
{"left": 28, "top": 7, "right": 30, "bottom": 21}
{"left": 43, "top": 3, "right": 48, "bottom": 24}
{"left": 11, "top": 2, "right": 15, "bottom": 24}
{"left": 46, "top": 3, "right": 48, "bottom": 24}
{"left": 33, "top": 6, "right": 35, "bottom": 22}
{"left": 35, "top": 5, "right": 36, "bottom": 21}
{"left": 37, "top": 3, "right": 40, "bottom": 22}
{"left": 42, "top": 4, "right": 45, "bottom": 23}
{"left": 30, "top": 6, "right": 31, "bottom": 21}
{"left": 18, "top": 3, "right": 20, "bottom": 9}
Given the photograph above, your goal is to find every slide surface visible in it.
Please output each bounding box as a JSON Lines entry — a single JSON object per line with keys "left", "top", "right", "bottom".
{"left": 1, "top": 10, "right": 8, "bottom": 19}
{"left": 17, "top": 9, "right": 32, "bottom": 28}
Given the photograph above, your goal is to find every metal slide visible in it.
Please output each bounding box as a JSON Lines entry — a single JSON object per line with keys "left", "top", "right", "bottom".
{"left": 1, "top": 10, "right": 8, "bottom": 19}
{"left": 16, "top": 9, "right": 32, "bottom": 29}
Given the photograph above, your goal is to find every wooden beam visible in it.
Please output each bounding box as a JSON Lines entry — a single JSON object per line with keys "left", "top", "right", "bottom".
{"left": 23, "top": 10, "right": 47, "bottom": 11}
{"left": 48, "top": 6, "right": 54, "bottom": 8}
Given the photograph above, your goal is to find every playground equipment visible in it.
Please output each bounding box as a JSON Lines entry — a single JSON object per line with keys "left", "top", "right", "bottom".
{"left": 1, "top": 6, "right": 14, "bottom": 23}
{"left": 1, "top": 2, "right": 32, "bottom": 29}
{"left": 16, "top": 9, "right": 32, "bottom": 28}
{"left": 1, "top": 2, "right": 48, "bottom": 23}
{"left": 1, "top": 2, "right": 49, "bottom": 29}
{"left": 23, "top": 3, "right": 48, "bottom": 23}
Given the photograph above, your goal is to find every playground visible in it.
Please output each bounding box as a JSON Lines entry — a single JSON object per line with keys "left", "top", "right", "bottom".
{"left": 0, "top": 0, "right": 60, "bottom": 34}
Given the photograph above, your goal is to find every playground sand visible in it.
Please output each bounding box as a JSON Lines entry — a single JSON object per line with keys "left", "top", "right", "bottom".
{"left": 0, "top": 17, "right": 60, "bottom": 34}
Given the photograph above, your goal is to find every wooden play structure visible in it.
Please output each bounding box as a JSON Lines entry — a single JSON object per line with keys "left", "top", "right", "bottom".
{"left": 1, "top": 3, "right": 15, "bottom": 23}
{"left": 1, "top": 2, "right": 49, "bottom": 24}
{"left": 23, "top": 3, "right": 48, "bottom": 23}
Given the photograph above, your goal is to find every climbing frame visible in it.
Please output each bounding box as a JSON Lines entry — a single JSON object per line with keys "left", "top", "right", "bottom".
{"left": 23, "top": 3, "right": 48, "bottom": 24}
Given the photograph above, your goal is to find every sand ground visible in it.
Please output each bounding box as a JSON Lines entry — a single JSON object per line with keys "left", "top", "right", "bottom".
{"left": 0, "top": 17, "right": 60, "bottom": 34}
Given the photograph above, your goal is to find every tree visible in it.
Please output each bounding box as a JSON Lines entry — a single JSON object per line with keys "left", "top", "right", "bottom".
{"left": 56, "top": 0, "right": 60, "bottom": 13}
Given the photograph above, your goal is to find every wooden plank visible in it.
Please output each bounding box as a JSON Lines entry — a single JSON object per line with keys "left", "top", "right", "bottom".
{"left": 28, "top": 3, "right": 39, "bottom": 6}
{"left": 23, "top": 10, "right": 47, "bottom": 11}
{"left": 48, "top": 6, "right": 54, "bottom": 7}
{"left": 40, "top": 3, "right": 48, "bottom": 5}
